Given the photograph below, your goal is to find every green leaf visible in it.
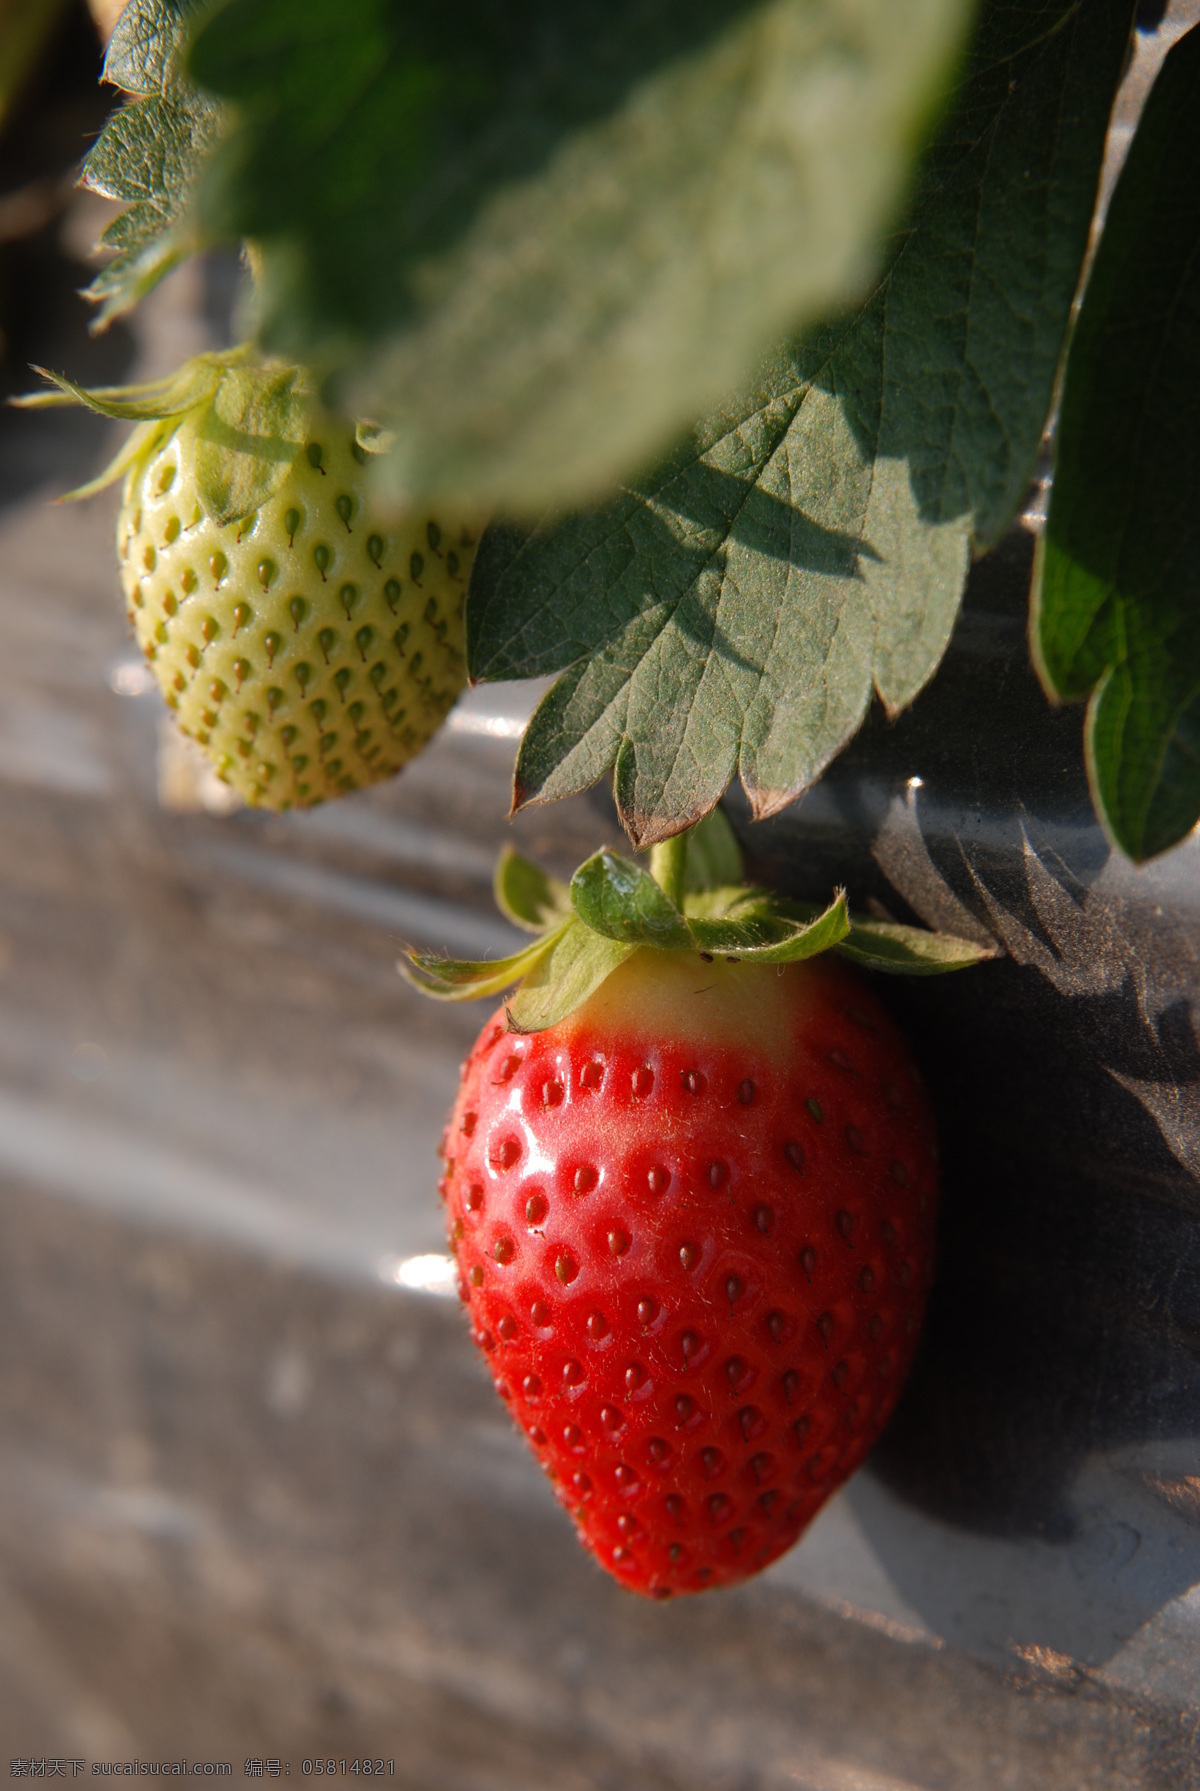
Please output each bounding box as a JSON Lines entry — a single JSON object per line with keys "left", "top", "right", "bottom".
{"left": 191, "top": 365, "right": 309, "bottom": 525}
{"left": 683, "top": 805, "right": 744, "bottom": 893}
{"left": 508, "top": 921, "right": 634, "bottom": 1032}
{"left": 570, "top": 851, "right": 691, "bottom": 949}
{"left": 104, "top": 0, "right": 196, "bottom": 92}
{"left": 1031, "top": 24, "right": 1200, "bottom": 863}
{"left": 82, "top": 0, "right": 224, "bottom": 328}
{"left": 834, "top": 916, "right": 993, "bottom": 973}
{"left": 189, "top": 0, "right": 971, "bottom": 516}
{"left": 471, "top": 0, "right": 1132, "bottom": 846}
{"left": 399, "top": 927, "right": 566, "bottom": 1002}
{"left": 493, "top": 847, "right": 571, "bottom": 934}
{"left": 566, "top": 853, "right": 850, "bottom": 960}
{"left": 688, "top": 890, "right": 850, "bottom": 961}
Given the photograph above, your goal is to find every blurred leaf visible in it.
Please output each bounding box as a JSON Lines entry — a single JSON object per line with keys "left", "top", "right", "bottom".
{"left": 82, "top": 0, "right": 223, "bottom": 327}
{"left": 471, "top": 0, "right": 1132, "bottom": 845}
{"left": 1032, "top": 25, "right": 1200, "bottom": 862}
{"left": 190, "top": 0, "right": 972, "bottom": 514}
{"left": 682, "top": 805, "right": 744, "bottom": 892}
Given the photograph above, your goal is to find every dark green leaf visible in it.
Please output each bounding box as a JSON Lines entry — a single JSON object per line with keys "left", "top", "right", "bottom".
{"left": 472, "top": 0, "right": 1132, "bottom": 846}
{"left": 493, "top": 847, "right": 571, "bottom": 934}
{"left": 190, "top": 0, "right": 970, "bottom": 515}
{"left": 82, "top": 0, "right": 223, "bottom": 327}
{"left": 508, "top": 921, "right": 634, "bottom": 1032}
{"left": 683, "top": 805, "right": 744, "bottom": 893}
{"left": 570, "top": 850, "right": 691, "bottom": 949}
{"left": 399, "top": 928, "right": 565, "bottom": 1001}
{"left": 1032, "top": 24, "right": 1200, "bottom": 862}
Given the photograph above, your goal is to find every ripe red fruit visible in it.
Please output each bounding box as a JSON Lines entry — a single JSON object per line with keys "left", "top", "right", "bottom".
{"left": 440, "top": 946, "right": 937, "bottom": 1599}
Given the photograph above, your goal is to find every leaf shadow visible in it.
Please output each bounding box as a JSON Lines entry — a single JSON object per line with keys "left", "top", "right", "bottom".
{"left": 471, "top": 461, "right": 884, "bottom": 684}
{"left": 660, "top": 464, "right": 881, "bottom": 580}
{"left": 734, "top": 525, "right": 1200, "bottom": 1667}
{"left": 195, "top": 412, "right": 300, "bottom": 466}
{"left": 666, "top": 583, "right": 762, "bottom": 683}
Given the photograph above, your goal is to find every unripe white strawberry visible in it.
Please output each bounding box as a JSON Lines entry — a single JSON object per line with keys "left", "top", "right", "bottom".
{"left": 119, "top": 413, "right": 473, "bottom": 807}
{"left": 22, "top": 352, "right": 477, "bottom": 809}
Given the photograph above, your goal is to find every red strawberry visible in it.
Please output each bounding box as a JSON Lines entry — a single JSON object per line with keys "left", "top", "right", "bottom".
{"left": 408, "top": 814, "right": 986, "bottom": 1597}
{"left": 439, "top": 947, "right": 937, "bottom": 1598}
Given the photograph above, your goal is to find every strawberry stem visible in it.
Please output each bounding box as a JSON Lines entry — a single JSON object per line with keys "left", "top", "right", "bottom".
{"left": 649, "top": 831, "right": 689, "bottom": 909}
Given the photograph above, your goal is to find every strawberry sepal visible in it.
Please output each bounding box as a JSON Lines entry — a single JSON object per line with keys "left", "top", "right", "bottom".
{"left": 506, "top": 922, "right": 635, "bottom": 1033}
{"left": 400, "top": 927, "right": 569, "bottom": 1003}
{"left": 688, "top": 889, "right": 850, "bottom": 962}
{"left": 400, "top": 808, "right": 994, "bottom": 1031}
{"left": 836, "top": 916, "right": 994, "bottom": 974}
{"left": 12, "top": 348, "right": 320, "bottom": 526}
{"left": 493, "top": 845, "right": 572, "bottom": 933}
{"left": 570, "top": 849, "right": 692, "bottom": 949}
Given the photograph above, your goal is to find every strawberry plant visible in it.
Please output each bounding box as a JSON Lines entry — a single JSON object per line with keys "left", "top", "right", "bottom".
{"left": 12, "top": 0, "right": 1199, "bottom": 1594}
{"left": 404, "top": 811, "right": 987, "bottom": 1594}
{"left": 22, "top": 0, "right": 1199, "bottom": 861}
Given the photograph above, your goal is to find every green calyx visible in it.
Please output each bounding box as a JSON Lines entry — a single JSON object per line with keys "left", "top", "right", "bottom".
{"left": 12, "top": 347, "right": 389, "bottom": 527}
{"left": 401, "top": 808, "right": 993, "bottom": 1033}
